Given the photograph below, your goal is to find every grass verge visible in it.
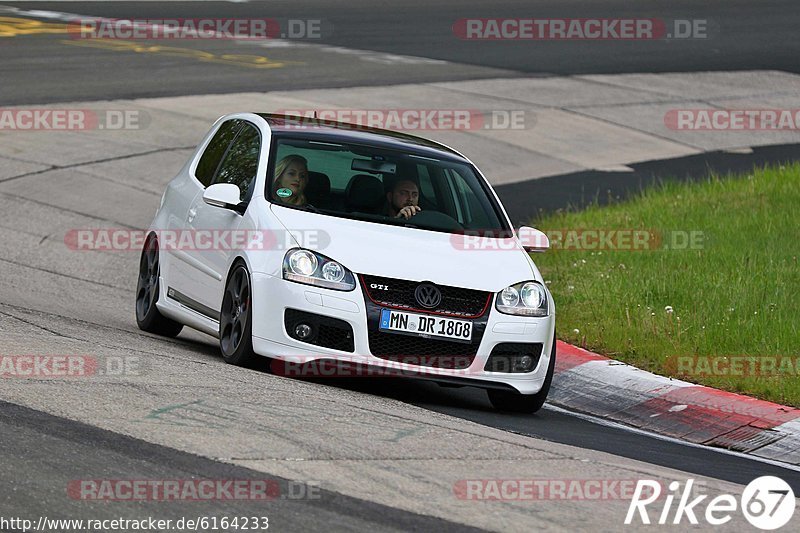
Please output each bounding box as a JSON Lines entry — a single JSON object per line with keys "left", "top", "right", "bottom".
{"left": 531, "top": 163, "right": 800, "bottom": 406}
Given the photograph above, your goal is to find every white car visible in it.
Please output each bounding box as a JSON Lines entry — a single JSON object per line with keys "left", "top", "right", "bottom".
{"left": 136, "top": 113, "right": 556, "bottom": 412}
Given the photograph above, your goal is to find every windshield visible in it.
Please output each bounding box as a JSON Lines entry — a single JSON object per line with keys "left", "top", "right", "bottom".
{"left": 266, "top": 136, "right": 510, "bottom": 234}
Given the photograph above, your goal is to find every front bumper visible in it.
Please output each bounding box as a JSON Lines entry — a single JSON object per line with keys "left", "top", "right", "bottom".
{"left": 250, "top": 272, "right": 555, "bottom": 394}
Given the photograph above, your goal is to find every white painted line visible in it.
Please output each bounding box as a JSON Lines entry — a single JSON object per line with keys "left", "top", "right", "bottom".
{"left": 565, "top": 358, "right": 695, "bottom": 393}
{"left": 593, "top": 164, "right": 635, "bottom": 172}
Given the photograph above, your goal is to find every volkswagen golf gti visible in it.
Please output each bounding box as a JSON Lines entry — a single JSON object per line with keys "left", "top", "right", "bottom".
{"left": 135, "top": 113, "right": 556, "bottom": 412}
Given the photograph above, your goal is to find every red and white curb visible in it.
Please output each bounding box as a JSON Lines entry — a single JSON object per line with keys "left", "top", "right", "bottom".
{"left": 549, "top": 341, "right": 800, "bottom": 466}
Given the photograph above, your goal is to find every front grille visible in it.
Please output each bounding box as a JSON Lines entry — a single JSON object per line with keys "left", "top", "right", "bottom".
{"left": 360, "top": 275, "right": 490, "bottom": 368}
{"left": 484, "top": 342, "right": 543, "bottom": 373}
{"left": 284, "top": 309, "right": 355, "bottom": 352}
{"left": 360, "top": 274, "right": 491, "bottom": 318}
{"left": 367, "top": 330, "right": 479, "bottom": 369}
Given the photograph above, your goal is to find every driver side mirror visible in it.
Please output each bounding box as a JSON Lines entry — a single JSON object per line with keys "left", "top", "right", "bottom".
{"left": 203, "top": 183, "right": 246, "bottom": 215}
{"left": 517, "top": 226, "right": 549, "bottom": 253}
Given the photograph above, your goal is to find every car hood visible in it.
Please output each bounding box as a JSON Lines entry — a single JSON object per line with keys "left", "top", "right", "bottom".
{"left": 269, "top": 205, "right": 537, "bottom": 292}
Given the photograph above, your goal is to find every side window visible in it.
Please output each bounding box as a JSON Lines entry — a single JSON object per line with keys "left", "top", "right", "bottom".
{"left": 195, "top": 120, "right": 241, "bottom": 187}
{"left": 449, "top": 169, "right": 492, "bottom": 229}
{"left": 416, "top": 164, "right": 438, "bottom": 206}
{"left": 212, "top": 122, "right": 261, "bottom": 202}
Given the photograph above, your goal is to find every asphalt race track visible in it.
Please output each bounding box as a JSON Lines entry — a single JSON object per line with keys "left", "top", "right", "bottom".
{"left": 2, "top": 0, "right": 800, "bottom": 103}
{"left": 0, "top": 401, "right": 484, "bottom": 532}
{"left": 1, "top": 1, "right": 799, "bottom": 531}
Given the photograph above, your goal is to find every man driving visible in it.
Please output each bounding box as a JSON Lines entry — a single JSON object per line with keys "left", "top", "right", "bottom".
{"left": 385, "top": 179, "right": 422, "bottom": 219}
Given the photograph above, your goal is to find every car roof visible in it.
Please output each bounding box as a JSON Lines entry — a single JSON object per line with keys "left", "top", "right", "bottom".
{"left": 256, "top": 113, "right": 468, "bottom": 162}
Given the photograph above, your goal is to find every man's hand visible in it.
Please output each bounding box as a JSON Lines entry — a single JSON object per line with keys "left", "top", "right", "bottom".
{"left": 396, "top": 205, "right": 421, "bottom": 219}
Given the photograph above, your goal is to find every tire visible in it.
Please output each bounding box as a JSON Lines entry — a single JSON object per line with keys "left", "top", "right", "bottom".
{"left": 219, "top": 263, "right": 258, "bottom": 366}
{"left": 135, "top": 234, "right": 184, "bottom": 337}
{"left": 487, "top": 336, "right": 556, "bottom": 413}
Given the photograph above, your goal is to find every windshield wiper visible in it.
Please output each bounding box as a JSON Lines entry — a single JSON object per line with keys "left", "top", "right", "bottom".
{"left": 301, "top": 204, "right": 324, "bottom": 214}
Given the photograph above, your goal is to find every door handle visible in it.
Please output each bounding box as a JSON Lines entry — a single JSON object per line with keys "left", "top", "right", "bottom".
{"left": 188, "top": 207, "right": 197, "bottom": 223}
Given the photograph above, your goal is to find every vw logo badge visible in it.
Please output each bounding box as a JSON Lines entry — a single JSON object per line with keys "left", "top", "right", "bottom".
{"left": 415, "top": 283, "right": 442, "bottom": 309}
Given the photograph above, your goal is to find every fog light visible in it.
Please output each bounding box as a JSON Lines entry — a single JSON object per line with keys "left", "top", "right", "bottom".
{"left": 514, "top": 355, "right": 535, "bottom": 372}
{"left": 294, "top": 323, "right": 313, "bottom": 340}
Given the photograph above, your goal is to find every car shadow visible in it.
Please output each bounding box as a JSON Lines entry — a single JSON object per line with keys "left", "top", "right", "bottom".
{"left": 250, "top": 356, "right": 497, "bottom": 411}
{"left": 254, "top": 357, "right": 554, "bottom": 415}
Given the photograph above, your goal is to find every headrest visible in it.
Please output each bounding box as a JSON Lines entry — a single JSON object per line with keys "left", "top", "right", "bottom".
{"left": 345, "top": 174, "right": 384, "bottom": 212}
{"left": 305, "top": 171, "right": 331, "bottom": 203}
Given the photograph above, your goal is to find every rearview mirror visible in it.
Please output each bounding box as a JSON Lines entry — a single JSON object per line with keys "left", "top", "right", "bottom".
{"left": 352, "top": 158, "right": 396, "bottom": 174}
{"left": 517, "top": 226, "right": 549, "bottom": 252}
{"left": 203, "top": 183, "right": 245, "bottom": 214}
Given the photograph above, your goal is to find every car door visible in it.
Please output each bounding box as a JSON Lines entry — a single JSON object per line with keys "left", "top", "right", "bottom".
{"left": 180, "top": 121, "right": 262, "bottom": 318}
{"left": 166, "top": 119, "right": 242, "bottom": 307}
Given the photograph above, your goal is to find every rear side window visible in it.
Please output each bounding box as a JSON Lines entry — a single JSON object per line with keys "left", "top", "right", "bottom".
{"left": 195, "top": 119, "right": 241, "bottom": 186}
{"left": 212, "top": 123, "right": 261, "bottom": 202}
{"left": 273, "top": 143, "right": 354, "bottom": 190}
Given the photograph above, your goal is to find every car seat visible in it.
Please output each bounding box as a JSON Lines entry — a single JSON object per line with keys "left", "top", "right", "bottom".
{"left": 305, "top": 171, "right": 331, "bottom": 208}
{"left": 345, "top": 174, "right": 385, "bottom": 214}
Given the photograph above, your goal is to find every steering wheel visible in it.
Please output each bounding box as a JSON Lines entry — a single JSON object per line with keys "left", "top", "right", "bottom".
{"left": 405, "top": 210, "right": 463, "bottom": 231}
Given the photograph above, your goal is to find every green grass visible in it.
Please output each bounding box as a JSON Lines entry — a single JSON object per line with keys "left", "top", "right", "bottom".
{"left": 531, "top": 163, "right": 800, "bottom": 406}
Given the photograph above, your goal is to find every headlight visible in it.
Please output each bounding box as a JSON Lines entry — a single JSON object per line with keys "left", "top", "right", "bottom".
{"left": 500, "top": 286, "right": 519, "bottom": 307}
{"left": 496, "top": 281, "right": 548, "bottom": 316}
{"left": 282, "top": 248, "right": 355, "bottom": 291}
{"left": 289, "top": 250, "right": 317, "bottom": 276}
{"left": 321, "top": 261, "right": 345, "bottom": 282}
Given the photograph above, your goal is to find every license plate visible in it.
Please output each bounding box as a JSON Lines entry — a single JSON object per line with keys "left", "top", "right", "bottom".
{"left": 379, "top": 309, "right": 473, "bottom": 342}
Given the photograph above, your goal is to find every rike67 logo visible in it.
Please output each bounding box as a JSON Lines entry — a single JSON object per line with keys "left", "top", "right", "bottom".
{"left": 626, "top": 477, "right": 795, "bottom": 530}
